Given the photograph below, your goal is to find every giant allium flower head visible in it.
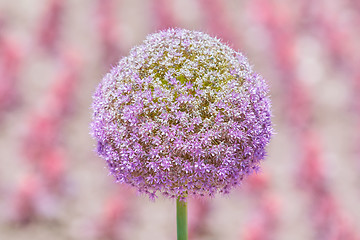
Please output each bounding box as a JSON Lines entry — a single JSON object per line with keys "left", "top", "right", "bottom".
{"left": 91, "top": 28, "right": 272, "bottom": 200}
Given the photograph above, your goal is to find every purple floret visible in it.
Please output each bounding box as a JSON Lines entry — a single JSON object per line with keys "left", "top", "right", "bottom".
{"left": 91, "top": 28, "right": 273, "bottom": 200}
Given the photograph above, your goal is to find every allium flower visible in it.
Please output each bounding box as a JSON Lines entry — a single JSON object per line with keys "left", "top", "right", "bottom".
{"left": 91, "top": 28, "right": 272, "bottom": 200}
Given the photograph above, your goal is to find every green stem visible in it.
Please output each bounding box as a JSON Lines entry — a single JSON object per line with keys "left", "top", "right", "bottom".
{"left": 176, "top": 198, "right": 188, "bottom": 240}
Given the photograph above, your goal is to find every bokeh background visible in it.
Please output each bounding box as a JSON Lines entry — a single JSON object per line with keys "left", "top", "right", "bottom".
{"left": 1, "top": 0, "right": 360, "bottom": 239}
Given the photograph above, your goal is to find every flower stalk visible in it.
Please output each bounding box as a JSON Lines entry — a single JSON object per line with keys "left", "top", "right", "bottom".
{"left": 176, "top": 198, "right": 188, "bottom": 240}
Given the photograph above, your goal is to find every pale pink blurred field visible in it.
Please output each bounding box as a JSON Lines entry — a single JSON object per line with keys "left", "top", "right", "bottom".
{"left": 0, "top": 0, "right": 360, "bottom": 240}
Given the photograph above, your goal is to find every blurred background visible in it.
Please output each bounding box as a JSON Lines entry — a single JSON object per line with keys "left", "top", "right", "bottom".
{"left": 0, "top": 0, "right": 360, "bottom": 239}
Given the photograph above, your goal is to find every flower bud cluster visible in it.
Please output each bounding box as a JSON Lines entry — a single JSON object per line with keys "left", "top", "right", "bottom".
{"left": 91, "top": 28, "right": 272, "bottom": 200}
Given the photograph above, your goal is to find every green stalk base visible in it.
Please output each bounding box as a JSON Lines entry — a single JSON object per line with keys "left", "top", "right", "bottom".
{"left": 176, "top": 198, "right": 188, "bottom": 240}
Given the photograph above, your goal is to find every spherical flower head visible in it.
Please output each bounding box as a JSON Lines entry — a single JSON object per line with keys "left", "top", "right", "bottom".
{"left": 91, "top": 28, "right": 272, "bottom": 200}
